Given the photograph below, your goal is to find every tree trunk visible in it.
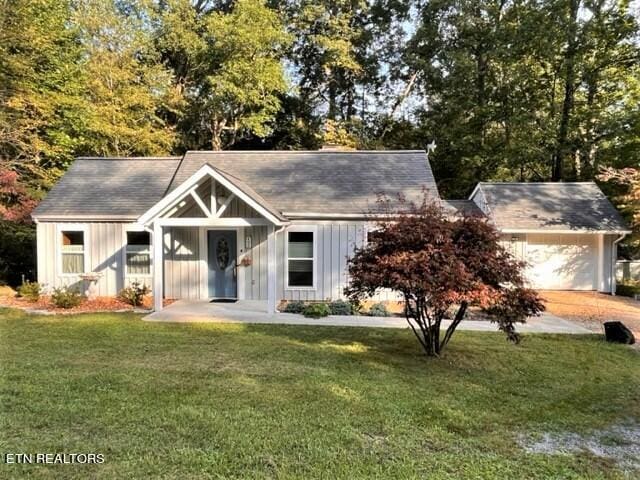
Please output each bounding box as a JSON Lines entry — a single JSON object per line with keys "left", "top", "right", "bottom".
{"left": 211, "top": 117, "right": 225, "bottom": 151}
{"left": 551, "top": 0, "right": 580, "bottom": 181}
{"left": 328, "top": 74, "right": 338, "bottom": 120}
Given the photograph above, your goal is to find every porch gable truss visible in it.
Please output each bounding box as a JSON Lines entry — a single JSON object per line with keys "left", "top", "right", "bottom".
{"left": 137, "top": 163, "right": 288, "bottom": 227}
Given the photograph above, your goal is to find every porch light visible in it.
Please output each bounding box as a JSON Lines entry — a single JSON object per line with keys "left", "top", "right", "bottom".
{"left": 245, "top": 235, "right": 252, "bottom": 249}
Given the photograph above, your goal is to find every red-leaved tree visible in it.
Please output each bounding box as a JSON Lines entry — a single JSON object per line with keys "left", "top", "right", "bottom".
{"left": 345, "top": 196, "right": 545, "bottom": 357}
{"left": 0, "top": 166, "right": 37, "bottom": 223}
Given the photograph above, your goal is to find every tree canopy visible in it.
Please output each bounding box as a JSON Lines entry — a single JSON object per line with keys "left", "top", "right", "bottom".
{"left": 345, "top": 197, "right": 545, "bottom": 356}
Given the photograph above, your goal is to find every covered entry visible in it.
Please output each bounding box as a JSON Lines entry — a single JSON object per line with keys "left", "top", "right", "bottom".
{"left": 137, "top": 164, "right": 289, "bottom": 313}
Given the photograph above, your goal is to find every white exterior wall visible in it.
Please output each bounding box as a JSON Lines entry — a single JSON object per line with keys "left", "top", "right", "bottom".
{"left": 38, "top": 220, "right": 617, "bottom": 301}
{"left": 36, "top": 222, "right": 153, "bottom": 296}
{"left": 163, "top": 227, "right": 202, "bottom": 299}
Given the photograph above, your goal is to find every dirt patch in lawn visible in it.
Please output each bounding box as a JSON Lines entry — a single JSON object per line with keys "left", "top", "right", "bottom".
{"left": 520, "top": 422, "right": 640, "bottom": 472}
{"left": 541, "top": 291, "right": 640, "bottom": 337}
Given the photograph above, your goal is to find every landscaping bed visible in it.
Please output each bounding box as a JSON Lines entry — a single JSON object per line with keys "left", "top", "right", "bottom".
{"left": 1, "top": 307, "right": 639, "bottom": 479}
{"left": 0, "top": 286, "right": 173, "bottom": 314}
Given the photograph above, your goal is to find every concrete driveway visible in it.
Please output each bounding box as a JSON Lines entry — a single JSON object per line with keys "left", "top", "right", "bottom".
{"left": 145, "top": 299, "right": 592, "bottom": 334}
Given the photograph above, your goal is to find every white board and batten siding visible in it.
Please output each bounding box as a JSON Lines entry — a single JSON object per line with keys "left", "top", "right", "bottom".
{"left": 36, "top": 222, "right": 153, "bottom": 296}
{"left": 499, "top": 232, "right": 615, "bottom": 292}
{"left": 163, "top": 222, "right": 384, "bottom": 302}
{"left": 37, "top": 220, "right": 403, "bottom": 302}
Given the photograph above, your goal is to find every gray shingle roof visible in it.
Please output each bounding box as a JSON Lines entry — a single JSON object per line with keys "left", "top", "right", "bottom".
{"left": 32, "top": 151, "right": 438, "bottom": 219}
{"left": 32, "top": 157, "right": 181, "bottom": 219}
{"left": 171, "top": 151, "right": 439, "bottom": 215}
{"left": 210, "top": 165, "right": 288, "bottom": 222}
{"left": 474, "top": 182, "right": 630, "bottom": 232}
{"left": 441, "top": 200, "right": 485, "bottom": 217}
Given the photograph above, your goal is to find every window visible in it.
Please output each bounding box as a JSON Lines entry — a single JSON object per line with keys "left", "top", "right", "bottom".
{"left": 366, "top": 230, "right": 383, "bottom": 244}
{"left": 287, "top": 231, "right": 314, "bottom": 288}
{"left": 61, "top": 231, "right": 85, "bottom": 274}
{"left": 126, "top": 231, "right": 151, "bottom": 275}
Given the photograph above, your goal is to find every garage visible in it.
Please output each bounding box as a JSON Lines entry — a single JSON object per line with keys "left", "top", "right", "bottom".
{"left": 468, "top": 182, "right": 631, "bottom": 293}
{"left": 525, "top": 234, "right": 598, "bottom": 290}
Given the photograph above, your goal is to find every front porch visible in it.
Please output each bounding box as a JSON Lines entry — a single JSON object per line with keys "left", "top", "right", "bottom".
{"left": 137, "top": 164, "right": 288, "bottom": 314}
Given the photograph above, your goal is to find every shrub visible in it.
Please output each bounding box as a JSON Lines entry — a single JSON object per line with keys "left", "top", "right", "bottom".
{"left": 616, "top": 281, "right": 640, "bottom": 298}
{"left": 118, "top": 282, "right": 150, "bottom": 307}
{"left": 367, "top": 302, "right": 391, "bottom": 317}
{"left": 17, "top": 280, "right": 42, "bottom": 301}
{"left": 51, "top": 286, "right": 83, "bottom": 309}
{"left": 329, "top": 299, "right": 352, "bottom": 315}
{"left": 283, "top": 300, "right": 305, "bottom": 314}
{"left": 303, "top": 303, "right": 331, "bottom": 318}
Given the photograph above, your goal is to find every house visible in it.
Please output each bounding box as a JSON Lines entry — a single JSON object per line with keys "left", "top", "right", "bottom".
{"left": 31, "top": 150, "right": 631, "bottom": 313}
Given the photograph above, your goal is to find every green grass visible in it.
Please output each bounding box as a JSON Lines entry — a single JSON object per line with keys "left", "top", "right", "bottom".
{"left": 0, "top": 308, "right": 638, "bottom": 479}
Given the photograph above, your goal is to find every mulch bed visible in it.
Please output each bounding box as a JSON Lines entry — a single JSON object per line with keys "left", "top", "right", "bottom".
{"left": 0, "top": 291, "right": 175, "bottom": 314}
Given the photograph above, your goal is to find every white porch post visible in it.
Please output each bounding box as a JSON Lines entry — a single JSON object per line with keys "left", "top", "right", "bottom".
{"left": 267, "top": 224, "right": 276, "bottom": 314}
{"left": 153, "top": 221, "right": 164, "bottom": 311}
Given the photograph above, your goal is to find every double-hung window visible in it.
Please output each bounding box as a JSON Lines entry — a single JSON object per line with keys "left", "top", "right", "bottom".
{"left": 126, "top": 231, "right": 151, "bottom": 275}
{"left": 61, "top": 230, "right": 85, "bottom": 274}
{"left": 287, "top": 230, "right": 315, "bottom": 288}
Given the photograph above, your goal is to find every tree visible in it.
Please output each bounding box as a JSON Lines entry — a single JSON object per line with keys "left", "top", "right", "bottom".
{"left": 155, "top": 0, "right": 290, "bottom": 150}
{"left": 74, "top": 0, "right": 178, "bottom": 157}
{"left": 0, "top": 166, "right": 37, "bottom": 223}
{"left": 0, "top": 0, "right": 86, "bottom": 187}
{"left": 599, "top": 166, "right": 640, "bottom": 257}
{"left": 0, "top": 165, "right": 37, "bottom": 285}
{"left": 402, "top": 0, "right": 640, "bottom": 196}
{"left": 345, "top": 196, "right": 544, "bottom": 356}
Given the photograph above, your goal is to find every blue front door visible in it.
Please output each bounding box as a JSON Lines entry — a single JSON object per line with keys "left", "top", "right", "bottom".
{"left": 207, "top": 230, "right": 237, "bottom": 298}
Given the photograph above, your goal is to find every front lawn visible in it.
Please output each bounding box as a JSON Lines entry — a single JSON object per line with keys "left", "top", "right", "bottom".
{"left": 0, "top": 308, "right": 638, "bottom": 479}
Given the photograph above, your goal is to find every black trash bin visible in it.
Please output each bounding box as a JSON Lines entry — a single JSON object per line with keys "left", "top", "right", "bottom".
{"left": 604, "top": 321, "right": 635, "bottom": 344}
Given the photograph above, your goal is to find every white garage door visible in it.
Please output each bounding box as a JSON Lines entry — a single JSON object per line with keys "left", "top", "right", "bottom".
{"left": 525, "top": 234, "right": 598, "bottom": 290}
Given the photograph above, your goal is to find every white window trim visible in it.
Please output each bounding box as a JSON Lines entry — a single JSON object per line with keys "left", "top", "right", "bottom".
{"left": 56, "top": 224, "right": 90, "bottom": 277}
{"left": 123, "top": 224, "right": 153, "bottom": 278}
{"left": 285, "top": 225, "right": 317, "bottom": 290}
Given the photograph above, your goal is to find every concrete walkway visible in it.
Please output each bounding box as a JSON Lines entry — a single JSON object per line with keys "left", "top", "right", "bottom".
{"left": 144, "top": 300, "right": 593, "bottom": 334}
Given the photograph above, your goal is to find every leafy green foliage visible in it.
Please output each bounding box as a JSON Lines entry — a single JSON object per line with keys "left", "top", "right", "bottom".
{"left": 0, "top": 0, "right": 86, "bottom": 182}
{"left": 74, "top": 0, "right": 178, "bottom": 157}
{"left": 118, "top": 282, "right": 150, "bottom": 307}
{"left": 302, "top": 303, "right": 331, "bottom": 318}
{"left": 156, "top": 0, "right": 290, "bottom": 150}
{"left": 17, "top": 281, "right": 42, "bottom": 302}
{"left": 402, "top": 0, "right": 640, "bottom": 196}
{"left": 0, "top": 220, "right": 35, "bottom": 287}
{"left": 51, "top": 286, "right": 83, "bottom": 309}
{"left": 328, "top": 299, "right": 353, "bottom": 315}
{"left": 616, "top": 281, "right": 640, "bottom": 298}
{"left": 366, "top": 302, "right": 390, "bottom": 317}
{"left": 283, "top": 300, "right": 306, "bottom": 314}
